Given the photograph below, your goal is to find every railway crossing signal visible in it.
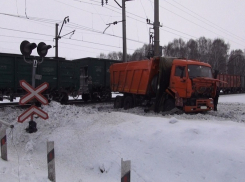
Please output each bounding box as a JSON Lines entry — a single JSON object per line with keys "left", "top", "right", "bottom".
{"left": 18, "top": 80, "right": 49, "bottom": 125}
{"left": 18, "top": 105, "right": 49, "bottom": 123}
{"left": 20, "top": 41, "right": 37, "bottom": 57}
{"left": 37, "top": 42, "right": 52, "bottom": 57}
{"left": 19, "top": 40, "right": 51, "bottom": 133}
{"left": 20, "top": 40, "right": 52, "bottom": 57}
{"left": 19, "top": 80, "right": 49, "bottom": 105}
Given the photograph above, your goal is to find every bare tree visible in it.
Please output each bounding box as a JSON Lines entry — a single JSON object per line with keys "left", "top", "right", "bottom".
{"left": 164, "top": 38, "right": 187, "bottom": 58}
{"left": 186, "top": 39, "right": 199, "bottom": 60}
{"left": 227, "top": 49, "right": 245, "bottom": 75}
{"left": 97, "top": 53, "right": 107, "bottom": 59}
{"left": 196, "top": 37, "right": 212, "bottom": 63}
{"left": 129, "top": 44, "right": 151, "bottom": 61}
{"left": 209, "top": 38, "right": 229, "bottom": 73}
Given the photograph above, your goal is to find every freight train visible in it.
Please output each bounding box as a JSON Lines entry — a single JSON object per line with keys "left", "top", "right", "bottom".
{"left": 217, "top": 74, "right": 245, "bottom": 94}
{"left": 0, "top": 53, "right": 121, "bottom": 104}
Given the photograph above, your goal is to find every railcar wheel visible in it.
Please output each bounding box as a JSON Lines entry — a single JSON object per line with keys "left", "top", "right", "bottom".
{"left": 60, "top": 93, "right": 69, "bottom": 105}
{"left": 72, "top": 91, "right": 79, "bottom": 100}
{"left": 123, "top": 96, "right": 133, "bottom": 110}
{"left": 114, "top": 96, "right": 124, "bottom": 108}
{"left": 82, "top": 94, "right": 90, "bottom": 102}
{"left": 101, "top": 89, "right": 112, "bottom": 101}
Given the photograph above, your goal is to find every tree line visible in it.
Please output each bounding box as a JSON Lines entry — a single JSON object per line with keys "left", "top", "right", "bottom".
{"left": 98, "top": 37, "right": 245, "bottom": 76}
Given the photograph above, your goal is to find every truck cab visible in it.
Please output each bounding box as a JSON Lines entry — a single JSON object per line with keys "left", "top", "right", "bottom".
{"left": 168, "top": 59, "right": 216, "bottom": 112}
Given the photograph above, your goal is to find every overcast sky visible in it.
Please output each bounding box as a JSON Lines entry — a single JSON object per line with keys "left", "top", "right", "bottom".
{"left": 0, "top": 0, "right": 245, "bottom": 59}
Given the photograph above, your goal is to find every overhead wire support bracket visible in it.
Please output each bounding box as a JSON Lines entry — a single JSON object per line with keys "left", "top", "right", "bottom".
{"left": 60, "top": 30, "right": 76, "bottom": 39}
{"left": 58, "top": 16, "right": 69, "bottom": 38}
{"left": 54, "top": 16, "right": 75, "bottom": 57}
{"left": 114, "top": 0, "right": 122, "bottom": 8}
{"left": 103, "top": 20, "right": 124, "bottom": 34}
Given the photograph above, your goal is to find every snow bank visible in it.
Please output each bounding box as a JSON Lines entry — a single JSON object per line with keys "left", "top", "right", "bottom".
{"left": 0, "top": 95, "right": 245, "bottom": 181}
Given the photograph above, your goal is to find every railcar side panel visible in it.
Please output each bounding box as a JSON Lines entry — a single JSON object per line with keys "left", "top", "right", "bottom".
{"left": 37, "top": 59, "right": 58, "bottom": 90}
{"left": 73, "top": 57, "right": 121, "bottom": 95}
{"left": 58, "top": 60, "right": 79, "bottom": 90}
{"left": 15, "top": 56, "right": 32, "bottom": 92}
{"left": 0, "top": 55, "right": 15, "bottom": 90}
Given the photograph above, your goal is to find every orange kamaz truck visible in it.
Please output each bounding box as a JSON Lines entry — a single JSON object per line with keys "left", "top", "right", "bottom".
{"left": 110, "top": 57, "right": 220, "bottom": 113}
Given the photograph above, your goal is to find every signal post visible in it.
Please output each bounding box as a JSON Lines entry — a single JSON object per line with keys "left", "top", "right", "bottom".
{"left": 19, "top": 40, "right": 51, "bottom": 133}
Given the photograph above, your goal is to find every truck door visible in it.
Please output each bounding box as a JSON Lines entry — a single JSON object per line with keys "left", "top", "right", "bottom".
{"left": 170, "top": 65, "right": 187, "bottom": 97}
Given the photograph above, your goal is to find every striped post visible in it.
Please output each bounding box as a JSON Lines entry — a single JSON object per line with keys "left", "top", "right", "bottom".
{"left": 1, "top": 129, "right": 7, "bottom": 161}
{"left": 121, "top": 158, "right": 131, "bottom": 182}
{"left": 47, "top": 141, "right": 56, "bottom": 182}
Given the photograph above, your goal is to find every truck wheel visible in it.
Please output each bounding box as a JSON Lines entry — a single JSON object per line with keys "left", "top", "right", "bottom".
{"left": 163, "top": 98, "right": 175, "bottom": 111}
{"left": 124, "top": 96, "right": 133, "bottom": 110}
{"left": 114, "top": 96, "right": 124, "bottom": 108}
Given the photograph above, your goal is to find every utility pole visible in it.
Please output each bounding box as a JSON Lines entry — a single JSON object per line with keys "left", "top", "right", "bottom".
{"left": 55, "top": 23, "right": 58, "bottom": 58}
{"left": 122, "top": 0, "right": 127, "bottom": 62}
{"left": 102, "top": 0, "right": 130, "bottom": 62}
{"left": 154, "top": 0, "right": 160, "bottom": 57}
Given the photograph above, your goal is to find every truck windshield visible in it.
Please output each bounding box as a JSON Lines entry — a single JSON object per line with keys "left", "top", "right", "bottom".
{"left": 188, "top": 65, "right": 213, "bottom": 78}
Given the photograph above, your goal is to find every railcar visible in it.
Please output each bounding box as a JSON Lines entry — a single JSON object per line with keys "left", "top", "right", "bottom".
{"left": 72, "top": 57, "right": 122, "bottom": 101}
{"left": 0, "top": 53, "right": 80, "bottom": 104}
{"left": 0, "top": 53, "right": 121, "bottom": 104}
{"left": 217, "top": 74, "right": 245, "bottom": 94}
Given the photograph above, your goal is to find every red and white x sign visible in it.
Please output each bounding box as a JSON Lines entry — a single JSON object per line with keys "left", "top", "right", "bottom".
{"left": 18, "top": 105, "right": 49, "bottom": 123}
{"left": 19, "top": 80, "right": 49, "bottom": 105}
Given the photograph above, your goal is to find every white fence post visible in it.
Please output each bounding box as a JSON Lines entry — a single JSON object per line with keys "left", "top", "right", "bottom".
{"left": 0, "top": 129, "right": 7, "bottom": 161}
{"left": 47, "top": 141, "right": 56, "bottom": 182}
{"left": 121, "top": 158, "right": 131, "bottom": 182}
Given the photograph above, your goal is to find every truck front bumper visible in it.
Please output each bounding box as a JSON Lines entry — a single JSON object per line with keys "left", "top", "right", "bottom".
{"left": 183, "top": 98, "right": 214, "bottom": 113}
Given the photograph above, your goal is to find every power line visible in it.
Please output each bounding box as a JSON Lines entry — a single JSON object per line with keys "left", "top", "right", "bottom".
{"left": 158, "top": 4, "right": 245, "bottom": 47}
{"left": 0, "top": 34, "right": 52, "bottom": 42}
{"left": 53, "top": 0, "right": 120, "bottom": 18}
{"left": 0, "top": 13, "right": 60, "bottom": 24}
{"left": 162, "top": 0, "right": 245, "bottom": 43}
{"left": 160, "top": 26, "right": 197, "bottom": 39}
{"left": 0, "top": 27, "right": 54, "bottom": 37}
{"left": 66, "top": 23, "right": 147, "bottom": 44}
{"left": 0, "top": 27, "right": 138, "bottom": 50}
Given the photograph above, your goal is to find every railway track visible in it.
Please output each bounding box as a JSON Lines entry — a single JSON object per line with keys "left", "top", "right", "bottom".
{"left": 0, "top": 102, "right": 31, "bottom": 108}
{"left": 0, "top": 98, "right": 114, "bottom": 108}
{"left": 67, "top": 98, "right": 114, "bottom": 105}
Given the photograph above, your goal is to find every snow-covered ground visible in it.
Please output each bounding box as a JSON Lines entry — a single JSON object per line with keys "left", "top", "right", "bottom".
{"left": 1, "top": 94, "right": 245, "bottom": 182}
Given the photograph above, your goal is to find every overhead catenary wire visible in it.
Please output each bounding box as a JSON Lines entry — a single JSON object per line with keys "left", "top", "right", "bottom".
{"left": 162, "top": 0, "right": 245, "bottom": 43}
{"left": 1, "top": 0, "right": 244, "bottom": 58}
{"left": 157, "top": 4, "right": 245, "bottom": 47}
{"left": 0, "top": 12, "right": 147, "bottom": 44}
{"left": 0, "top": 27, "right": 138, "bottom": 50}
{"left": 171, "top": 0, "right": 245, "bottom": 42}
